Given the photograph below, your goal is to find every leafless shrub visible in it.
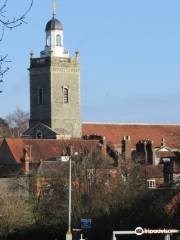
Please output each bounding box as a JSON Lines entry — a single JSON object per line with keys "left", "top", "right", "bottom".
{"left": 0, "top": 0, "right": 33, "bottom": 92}
{"left": 6, "top": 107, "right": 29, "bottom": 137}
{"left": 0, "top": 185, "right": 33, "bottom": 239}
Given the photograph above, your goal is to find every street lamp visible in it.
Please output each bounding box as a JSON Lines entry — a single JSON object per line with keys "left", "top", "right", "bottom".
{"left": 66, "top": 146, "right": 78, "bottom": 240}
{"left": 66, "top": 151, "right": 72, "bottom": 240}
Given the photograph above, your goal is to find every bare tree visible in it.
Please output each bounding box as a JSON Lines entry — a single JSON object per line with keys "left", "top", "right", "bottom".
{"left": 0, "top": 0, "right": 33, "bottom": 92}
{"left": 72, "top": 148, "right": 113, "bottom": 223}
{"left": 29, "top": 147, "right": 114, "bottom": 228}
{"left": 0, "top": 117, "right": 11, "bottom": 137}
{"left": 0, "top": 185, "right": 33, "bottom": 239}
{"left": 6, "top": 107, "right": 29, "bottom": 137}
{"left": 29, "top": 153, "right": 70, "bottom": 226}
{"left": 11, "top": 149, "right": 175, "bottom": 239}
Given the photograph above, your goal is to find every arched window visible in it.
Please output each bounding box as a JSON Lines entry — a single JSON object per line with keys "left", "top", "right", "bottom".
{"left": 64, "top": 88, "right": 69, "bottom": 103}
{"left": 46, "top": 34, "right": 51, "bottom": 46}
{"left": 38, "top": 88, "right": 44, "bottom": 105}
{"left": 36, "top": 130, "right": 43, "bottom": 139}
{"left": 56, "top": 34, "right": 61, "bottom": 46}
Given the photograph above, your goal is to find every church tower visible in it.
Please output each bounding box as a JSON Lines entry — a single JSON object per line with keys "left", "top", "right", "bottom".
{"left": 26, "top": 8, "right": 81, "bottom": 139}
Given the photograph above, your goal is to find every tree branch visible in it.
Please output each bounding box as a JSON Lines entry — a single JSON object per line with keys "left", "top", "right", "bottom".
{"left": 0, "top": 0, "right": 33, "bottom": 92}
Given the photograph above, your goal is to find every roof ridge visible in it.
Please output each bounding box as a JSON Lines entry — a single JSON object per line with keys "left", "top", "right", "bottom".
{"left": 6, "top": 138, "right": 24, "bottom": 163}
{"left": 82, "top": 122, "right": 180, "bottom": 126}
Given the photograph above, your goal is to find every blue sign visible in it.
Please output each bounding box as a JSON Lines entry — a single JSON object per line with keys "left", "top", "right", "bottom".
{"left": 81, "top": 219, "right": 92, "bottom": 229}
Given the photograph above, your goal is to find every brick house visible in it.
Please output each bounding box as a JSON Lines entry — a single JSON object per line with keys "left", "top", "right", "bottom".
{"left": 82, "top": 123, "right": 180, "bottom": 188}
{"left": 0, "top": 138, "right": 104, "bottom": 194}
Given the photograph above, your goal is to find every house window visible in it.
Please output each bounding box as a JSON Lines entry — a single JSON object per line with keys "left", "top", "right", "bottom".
{"left": 38, "top": 88, "right": 44, "bottom": 105}
{"left": 56, "top": 34, "right": 61, "bottom": 46}
{"left": 147, "top": 179, "right": 156, "bottom": 189}
{"left": 64, "top": 88, "right": 69, "bottom": 103}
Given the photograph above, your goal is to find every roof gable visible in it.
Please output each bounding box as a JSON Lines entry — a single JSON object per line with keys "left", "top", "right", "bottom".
{"left": 0, "top": 139, "right": 19, "bottom": 164}
{"left": 6, "top": 138, "right": 25, "bottom": 163}
{"left": 23, "top": 122, "right": 57, "bottom": 138}
{"left": 23, "top": 122, "right": 71, "bottom": 138}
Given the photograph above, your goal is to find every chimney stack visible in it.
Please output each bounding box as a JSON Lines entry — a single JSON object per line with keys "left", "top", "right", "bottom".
{"left": 161, "top": 137, "right": 166, "bottom": 147}
{"left": 23, "top": 146, "right": 30, "bottom": 175}
{"left": 100, "top": 136, "right": 107, "bottom": 156}
{"left": 122, "top": 136, "right": 131, "bottom": 161}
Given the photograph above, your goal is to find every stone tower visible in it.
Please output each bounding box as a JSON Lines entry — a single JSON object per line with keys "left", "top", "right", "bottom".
{"left": 26, "top": 10, "right": 81, "bottom": 139}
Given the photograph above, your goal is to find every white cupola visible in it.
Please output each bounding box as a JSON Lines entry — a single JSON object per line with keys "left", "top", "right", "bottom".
{"left": 40, "top": 9, "right": 69, "bottom": 58}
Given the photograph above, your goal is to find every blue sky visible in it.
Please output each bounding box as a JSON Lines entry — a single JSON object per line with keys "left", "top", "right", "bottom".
{"left": 0, "top": 0, "right": 180, "bottom": 123}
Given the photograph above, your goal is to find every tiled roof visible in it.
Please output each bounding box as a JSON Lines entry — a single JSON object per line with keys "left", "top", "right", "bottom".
{"left": 82, "top": 123, "right": 180, "bottom": 148}
{"left": 156, "top": 151, "right": 176, "bottom": 158}
{"left": 146, "top": 165, "right": 164, "bottom": 178}
{"left": 37, "top": 160, "right": 68, "bottom": 176}
{"left": 4, "top": 138, "right": 99, "bottom": 163}
{"left": 134, "top": 165, "right": 164, "bottom": 179}
{"left": 174, "top": 162, "right": 180, "bottom": 174}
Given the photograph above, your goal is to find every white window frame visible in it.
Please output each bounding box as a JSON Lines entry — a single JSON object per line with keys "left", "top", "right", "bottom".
{"left": 147, "top": 179, "right": 156, "bottom": 189}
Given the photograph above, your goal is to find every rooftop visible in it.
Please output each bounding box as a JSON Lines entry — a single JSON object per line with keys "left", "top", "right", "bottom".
{"left": 82, "top": 123, "right": 180, "bottom": 148}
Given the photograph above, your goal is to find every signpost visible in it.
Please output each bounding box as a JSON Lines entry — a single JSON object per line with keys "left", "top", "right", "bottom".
{"left": 81, "top": 219, "right": 92, "bottom": 229}
{"left": 112, "top": 228, "right": 180, "bottom": 240}
{"left": 81, "top": 219, "right": 92, "bottom": 240}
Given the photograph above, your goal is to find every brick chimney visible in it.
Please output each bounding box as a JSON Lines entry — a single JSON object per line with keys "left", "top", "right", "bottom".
{"left": 100, "top": 136, "right": 107, "bottom": 156}
{"left": 150, "top": 140, "right": 155, "bottom": 165}
{"left": 23, "top": 146, "right": 30, "bottom": 175}
{"left": 122, "top": 136, "right": 131, "bottom": 161}
{"left": 161, "top": 137, "right": 166, "bottom": 147}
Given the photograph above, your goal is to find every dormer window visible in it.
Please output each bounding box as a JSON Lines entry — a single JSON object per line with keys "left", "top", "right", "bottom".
{"left": 64, "top": 88, "right": 69, "bottom": 103}
{"left": 38, "top": 88, "right": 44, "bottom": 105}
{"left": 56, "top": 34, "right": 61, "bottom": 46}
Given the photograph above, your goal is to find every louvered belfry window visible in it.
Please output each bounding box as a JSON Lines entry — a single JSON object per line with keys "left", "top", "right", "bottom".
{"left": 38, "top": 88, "right": 44, "bottom": 105}
{"left": 64, "top": 88, "right": 69, "bottom": 103}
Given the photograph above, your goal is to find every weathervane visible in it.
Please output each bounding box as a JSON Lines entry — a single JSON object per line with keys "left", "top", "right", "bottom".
{"left": 52, "top": 1, "right": 59, "bottom": 17}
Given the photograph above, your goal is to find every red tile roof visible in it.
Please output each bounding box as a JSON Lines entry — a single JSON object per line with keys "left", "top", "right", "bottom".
{"left": 174, "top": 162, "right": 180, "bottom": 174}
{"left": 146, "top": 165, "right": 164, "bottom": 178}
{"left": 4, "top": 138, "right": 99, "bottom": 163}
{"left": 82, "top": 123, "right": 180, "bottom": 148}
{"left": 156, "top": 151, "right": 176, "bottom": 158}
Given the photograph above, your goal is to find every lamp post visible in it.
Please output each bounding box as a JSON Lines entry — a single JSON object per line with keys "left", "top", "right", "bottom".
{"left": 66, "top": 153, "right": 72, "bottom": 240}
{"left": 66, "top": 146, "right": 78, "bottom": 240}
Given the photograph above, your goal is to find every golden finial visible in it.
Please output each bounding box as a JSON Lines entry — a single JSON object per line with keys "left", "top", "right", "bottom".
{"left": 52, "top": 1, "right": 59, "bottom": 18}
